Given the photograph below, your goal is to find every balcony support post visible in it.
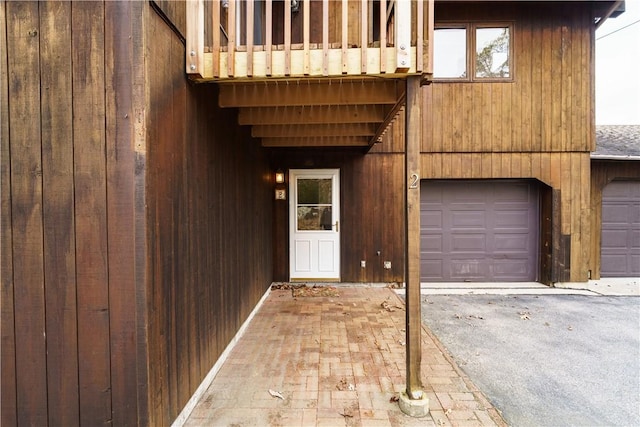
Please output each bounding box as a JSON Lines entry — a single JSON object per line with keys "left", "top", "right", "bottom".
{"left": 399, "top": 75, "right": 429, "bottom": 418}
{"left": 186, "top": 0, "right": 204, "bottom": 76}
{"left": 395, "top": 0, "right": 411, "bottom": 72}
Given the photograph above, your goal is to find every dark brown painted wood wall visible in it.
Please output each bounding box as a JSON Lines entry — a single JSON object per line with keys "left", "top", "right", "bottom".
{"left": 145, "top": 5, "right": 273, "bottom": 426}
{"left": 270, "top": 113, "right": 407, "bottom": 283}
{"left": 1, "top": 2, "right": 145, "bottom": 425}
{"left": 1, "top": 1, "right": 273, "bottom": 425}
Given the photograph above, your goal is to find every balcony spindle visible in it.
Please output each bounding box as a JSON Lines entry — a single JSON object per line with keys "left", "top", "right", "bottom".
{"left": 284, "top": 0, "right": 291, "bottom": 75}
{"left": 380, "top": 0, "right": 387, "bottom": 73}
{"left": 342, "top": 0, "right": 348, "bottom": 74}
{"left": 212, "top": 0, "right": 220, "bottom": 77}
{"left": 361, "top": 0, "right": 367, "bottom": 74}
{"left": 247, "top": 0, "right": 254, "bottom": 77}
{"left": 303, "top": 0, "right": 310, "bottom": 75}
{"left": 323, "top": 0, "right": 329, "bottom": 76}
{"left": 266, "top": 0, "right": 272, "bottom": 76}
{"left": 227, "top": 0, "right": 236, "bottom": 77}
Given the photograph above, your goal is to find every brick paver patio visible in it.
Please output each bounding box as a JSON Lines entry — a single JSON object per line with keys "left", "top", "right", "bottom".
{"left": 184, "top": 286, "right": 506, "bottom": 426}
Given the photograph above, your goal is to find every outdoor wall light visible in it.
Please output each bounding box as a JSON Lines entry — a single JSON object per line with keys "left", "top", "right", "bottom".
{"left": 275, "top": 169, "right": 285, "bottom": 184}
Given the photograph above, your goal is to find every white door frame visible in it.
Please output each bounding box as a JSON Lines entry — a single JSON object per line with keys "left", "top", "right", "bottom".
{"left": 289, "top": 169, "right": 341, "bottom": 281}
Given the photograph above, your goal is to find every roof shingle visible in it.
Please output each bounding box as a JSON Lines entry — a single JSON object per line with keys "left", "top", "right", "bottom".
{"left": 594, "top": 125, "right": 640, "bottom": 158}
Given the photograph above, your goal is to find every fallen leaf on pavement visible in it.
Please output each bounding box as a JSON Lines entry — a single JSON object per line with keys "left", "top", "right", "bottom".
{"left": 268, "top": 389, "right": 285, "bottom": 400}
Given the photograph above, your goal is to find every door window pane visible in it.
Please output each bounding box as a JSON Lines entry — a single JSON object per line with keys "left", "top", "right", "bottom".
{"left": 297, "top": 178, "right": 333, "bottom": 231}
{"left": 297, "top": 206, "right": 333, "bottom": 231}
{"left": 434, "top": 28, "right": 467, "bottom": 79}
{"left": 475, "top": 27, "right": 510, "bottom": 78}
{"left": 297, "top": 178, "right": 332, "bottom": 204}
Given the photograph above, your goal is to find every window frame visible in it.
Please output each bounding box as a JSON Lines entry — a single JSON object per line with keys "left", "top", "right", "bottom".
{"left": 434, "top": 21, "right": 515, "bottom": 83}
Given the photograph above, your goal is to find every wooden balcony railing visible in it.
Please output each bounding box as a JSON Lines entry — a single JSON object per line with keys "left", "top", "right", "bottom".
{"left": 186, "top": 0, "right": 433, "bottom": 80}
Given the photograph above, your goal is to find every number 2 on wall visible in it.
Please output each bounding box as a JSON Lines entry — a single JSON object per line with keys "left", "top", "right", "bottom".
{"left": 409, "top": 173, "right": 419, "bottom": 189}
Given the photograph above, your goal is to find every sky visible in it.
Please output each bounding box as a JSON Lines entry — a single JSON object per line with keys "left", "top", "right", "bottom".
{"left": 595, "top": 0, "right": 640, "bottom": 125}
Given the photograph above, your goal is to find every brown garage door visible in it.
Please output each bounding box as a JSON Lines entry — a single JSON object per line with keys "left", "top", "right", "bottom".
{"left": 421, "top": 180, "right": 539, "bottom": 282}
{"left": 601, "top": 180, "right": 640, "bottom": 277}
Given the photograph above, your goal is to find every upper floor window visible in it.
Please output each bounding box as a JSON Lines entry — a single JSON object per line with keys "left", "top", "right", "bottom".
{"left": 434, "top": 23, "right": 512, "bottom": 81}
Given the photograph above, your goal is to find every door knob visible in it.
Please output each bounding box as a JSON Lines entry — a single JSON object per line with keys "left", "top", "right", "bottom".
{"left": 334, "top": 221, "right": 339, "bottom": 232}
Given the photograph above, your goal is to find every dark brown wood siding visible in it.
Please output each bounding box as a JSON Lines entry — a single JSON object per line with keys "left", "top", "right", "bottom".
{"left": 426, "top": 2, "right": 596, "bottom": 154}
{"left": 1, "top": 2, "right": 272, "bottom": 425}
{"left": 590, "top": 160, "right": 640, "bottom": 279}
{"left": 415, "top": 2, "right": 598, "bottom": 282}
{"left": 270, "top": 115, "right": 406, "bottom": 283}
{"left": 145, "top": 5, "right": 273, "bottom": 425}
{"left": 1, "top": 2, "right": 145, "bottom": 425}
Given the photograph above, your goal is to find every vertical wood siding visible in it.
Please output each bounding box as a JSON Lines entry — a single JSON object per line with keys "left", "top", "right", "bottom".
{"left": 39, "top": 2, "right": 79, "bottom": 425}
{"left": 270, "top": 149, "right": 406, "bottom": 283}
{"left": 5, "top": 2, "right": 50, "bottom": 424}
{"left": 590, "top": 162, "right": 640, "bottom": 279}
{"left": 145, "top": 7, "right": 273, "bottom": 425}
{"left": 0, "top": 2, "right": 17, "bottom": 424}
{"left": 416, "top": 2, "right": 598, "bottom": 283}
{"left": 425, "top": 3, "right": 594, "bottom": 154}
{"left": 2, "top": 2, "right": 145, "bottom": 425}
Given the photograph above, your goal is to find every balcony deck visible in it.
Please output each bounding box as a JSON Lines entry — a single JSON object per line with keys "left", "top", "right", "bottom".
{"left": 186, "top": 0, "right": 433, "bottom": 148}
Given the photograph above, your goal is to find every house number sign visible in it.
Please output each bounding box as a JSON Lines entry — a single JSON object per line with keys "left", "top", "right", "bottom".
{"left": 409, "top": 173, "right": 419, "bottom": 189}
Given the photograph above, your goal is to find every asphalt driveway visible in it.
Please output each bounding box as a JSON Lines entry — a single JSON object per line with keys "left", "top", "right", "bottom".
{"left": 419, "top": 293, "right": 640, "bottom": 427}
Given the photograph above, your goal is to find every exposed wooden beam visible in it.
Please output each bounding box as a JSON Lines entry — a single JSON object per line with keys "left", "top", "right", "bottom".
{"left": 238, "top": 105, "right": 387, "bottom": 125}
{"left": 252, "top": 123, "right": 377, "bottom": 138}
{"left": 261, "top": 136, "right": 369, "bottom": 147}
{"left": 219, "top": 79, "right": 401, "bottom": 107}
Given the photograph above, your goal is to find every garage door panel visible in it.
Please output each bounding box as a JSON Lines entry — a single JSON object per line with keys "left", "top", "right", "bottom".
{"left": 422, "top": 260, "right": 443, "bottom": 279}
{"left": 603, "top": 204, "right": 629, "bottom": 224}
{"left": 601, "top": 181, "right": 640, "bottom": 277}
{"left": 601, "top": 255, "right": 630, "bottom": 275}
{"left": 602, "top": 230, "right": 629, "bottom": 248}
{"left": 449, "top": 259, "right": 484, "bottom": 279}
{"left": 493, "top": 259, "right": 530, "bottom": 279}
{"left": 494, "top": 210, "right": 530, "bottom": 228}
{"left": 451, "top": 234, "right": 486, "bottom": 252}
{"left": 423, "top": 211, "right": 442, "bottom": 228}
{"left": 451, "top": 210, "right": 485, "bottom": 228}
{"left": 421, "top": 180, "right": 539, "bottom": 282}
{"left": 494, "top": 233, "right": 530, "bottom": 251}
{"left": 422, "top": 235, "right": 443, "bottom": 252}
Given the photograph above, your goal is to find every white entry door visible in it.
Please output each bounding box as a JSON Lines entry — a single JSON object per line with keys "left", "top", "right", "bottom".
{"left": 289, "top": 169, "right": 340, "bottom": 280}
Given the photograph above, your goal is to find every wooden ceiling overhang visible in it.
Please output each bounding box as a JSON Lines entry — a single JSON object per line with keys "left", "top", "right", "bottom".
{"left": 185, "top": 0, "right": 434, "bottom": 149}
{"left": 216, "top": 77, "right": 406, "bottom": 149}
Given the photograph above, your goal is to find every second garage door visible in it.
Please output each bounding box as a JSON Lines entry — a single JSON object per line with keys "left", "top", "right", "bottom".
{"left": 421, "top": 180, "right": 539, "bottom": 282}
{"left": 601, "top": 180, "right": 640, "bottom": 277}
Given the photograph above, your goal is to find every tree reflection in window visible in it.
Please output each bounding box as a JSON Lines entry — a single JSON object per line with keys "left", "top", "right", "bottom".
{"left": 475, "top": 27, "right": 510, "bottom": 78}
{"left": 297, "top": 178, "right": 332, "bottom": 231}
